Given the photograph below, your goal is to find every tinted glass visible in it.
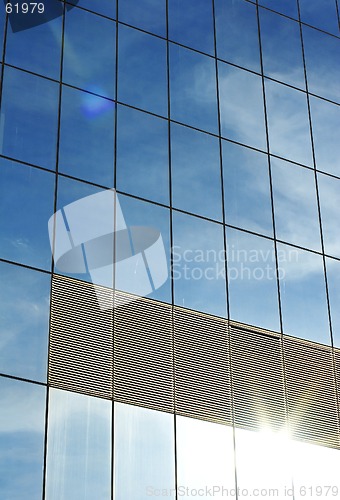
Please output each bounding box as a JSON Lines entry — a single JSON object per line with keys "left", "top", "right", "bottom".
{"left": 0, "top": 66, "right": 59, "bottom": 169}
{"left": 116, "top": 105, "right": 169, "bottom": 205}
{"left": 45, "top": 389, "right": 111, "bottom": 500}
{"left": 277, "top": 243, "right": 330, "bottom": 344}
{"left": 219, "top": 63, "right": 266, "bottom": 151}
{"left": 271, "top": 159, "right": 321, "bottom": 251}
{"left": 265, "top": 79, "right": 313, "bottom": 166}
{"left": 0, "top": 262, "right": 50, "bottom": 382}
{"left": 222, "top": 141, "right": 273, "bottom": 237}
{"left": 170, "top": 44, "right": 218, "bottom": 134}
{"left": 258, "top": 0, "right": 298, "bottom": 19}
{"left": 118, "top": 25, "right": 167, "bottom": 116}
{"left": 0, "top": 6, "right": 5, "bottom": 59}
{"left": 0, "top": 378, "right": 46, "bottom": 500}
{"left": 63, "top": 7, "right": 116, "bottom": 98}
{"left": 325, "top": 257, "right": 340, "bottom": 348}
{"left": 171, "top": 123, "right": 222, "bottom": 221}
{"left": 226, "top": 227, "right": 280, "bottom": 332}
{"left": 168, "top": 0, "right": 214, "bottom": 55}
{"left": 59, "top": 85, "right": 115, "bottom": 187}
{"left": 299, "top": 0, "right": 339, "bottom": 35}
{"left": 119, "top": 0, "right": 166, "bottom": 36}
{"left": 0, "top": 159, "right": 55, "bottom": 270}
{"left": 215, "top": 0, "right": 260, "bottom": 72}
{"left": 114, "top": 403, "right": 175, "bottom": 500}
{"left": 317, "top": 172, "right": 340, "bottom": 259}
{"left": 68, "top": 0, "right": 116, "bottom": 18}
{"left": 173, "top": 211, "right": 227, "bottom": 317}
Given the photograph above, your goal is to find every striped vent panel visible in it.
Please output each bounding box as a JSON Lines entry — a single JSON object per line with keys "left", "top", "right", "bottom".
{"left": 333, "top": 349, "right": 340, "bottom": 417}
{"left": 284, "top": 337, "right": 340, "bottom": 448}
{"left": 174, "top": 308, "right": 232, "bottom": 425}
{"left": 230, "top": 324, "right": 286, "bottom": 432}
{"left": 49, "top": 274, "right": 113, "bottom": 399}
{"left": 114, "top": 292, "right": 174, "bottom": 413}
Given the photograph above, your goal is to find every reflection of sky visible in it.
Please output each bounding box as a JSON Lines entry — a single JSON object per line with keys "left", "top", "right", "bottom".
{"left": 258, "top": 0, "right": 298, "bottom": 19}
{"left": 325, "top": 257, "right": 340, "bottom": 348}
{"left": 299, "top": 0, "right": 339, "bottom": 35}
{"left": 68, "top": 0, "right": 116, "bottom": 19}
{"left": 317, "top": 172, "right": 340, "bottom": 259}
{"left": 119, "top": 0, "right": 165, "bottom": 37}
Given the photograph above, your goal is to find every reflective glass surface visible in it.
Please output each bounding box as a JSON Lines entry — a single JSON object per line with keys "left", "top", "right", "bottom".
{"left": 317, "top": 172, "right": 340, "bottom": 259}
{"left": 271, "top": 159, "right": 321, "bottom": 251}
{"left": 215, "top": 0, "right": 260, "bottom": 73}
{"left": 45, "top": 389, "right": 111, "bottom": 500}
{"left": 325, "top": 257, "right": 340, "bottom": 348}
{"left": 118, "top": 25, "right": 167, "bottom": 116}
{"left": 0, "top": 262, "right": 50, "bottom": 382}
{"left": 0, "top": 6, "right": 5, "bottom": 59}
{"left": 116, "top": 105, "right": 169, "bottom": 205}
{"left": 63, "top": 7, "right": 116, "bottom": 98}
{"left": 222, "top": 141, "right": 273, "bottom": 237}
{"left": 226, "top": 228, "right": 280, "bottom": 331}
{"left": 176, "top": 416, "right": 235, "bottom": 499}
{"left": 258, "top": 0, "right": 298, "bottom": 19}
{"left": 299, "top": 0, "right": 339, "bottom": 35}
{"left": 171, "top": 123, "right": 222, "bottom": 221}
{"left": 59, "top": 85, "right": 115, "bottom": 187}
{"left": 119, "top": 0, "right": 166, "bottom": 36}
{"left": 0, "top": 66, "right": 59, "bottom": 169}
{"left": 68, "top": 0, "right": 116, "bottom": 18}
{"left": 173, "top": 211, "right": 227, "bottom": 317}
{"left": 277, "top": 243, "right": 330, "bottom": 344}
{"left": 0, "top": 158, "right": 55, "bottom": 270}
{"left": 0, "top": 378, "right": 46, "bottom": 500}
{"left": 168, "top": 0, "right": 214, "bottom": 55}
{"left": 114, "top": 402, "right": 175, "bottom": 500}
{"left": 219, "top": 63, "right": 266, "bottom": 151}
{"left": 265, "top": 79, "right": 313, "bottom": 166}
{"left": 170, "top": 44, "right": 218, "bottom": 134}
{"left": 260, "top": 9, "right": 305, "bottom": 89}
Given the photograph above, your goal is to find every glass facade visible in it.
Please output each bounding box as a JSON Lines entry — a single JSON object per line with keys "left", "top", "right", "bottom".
{"left": 1, "top": 0, "right": 340, "bottom": 498}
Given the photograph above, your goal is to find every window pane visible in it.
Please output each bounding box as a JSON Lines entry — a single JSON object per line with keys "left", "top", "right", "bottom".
{"left": 168, "top": 0, "right": 214, "bottom": 55}
{"left": 177, "top": 416, "right": 235, "bottom": 499}
{"left": 173, "top": 211, "right": 227, "bottom": 318}
{"left": 0, "top": 378, "right": 46, "bottom": 500}
{"left": 317, "top": 172, "right": 340, "bottom": 259}
{"left": 46, "top": 389, "right": 111, "bottom": 500}
{"left": 68, "top": 0, "right": 116, "bottom": 18}
{"left": 219, "top": 63, "right": 266, "bottom": 151}
{"left": 0, "top": 66, "right": 59, "bottom": 169}
{"left": 222, "top": 141, "right": 273, "bottom": 237}
{"left": 215, "top": 0, "right": 260, "bottom": 73}
{"left": 0, "top": 262, "right": 50, "bottom": 382}
{"left": 171, "top": 123, "right": 222, "bottom": 221}
{"left": 0, "top": 6, "right": 5, "bottom": 60}
{"left": 118, "top": 25, "right": 167, "bottom": 116}
{"left": 227, "top": 228, "right": 280, "bottom": 331}
{"left": 59, "top": 85, "right": 115, "bottom": 187}
{"left": 119, "top": 0, "right": 166, "bottom": 36}
{"left": 0, "top": 159, "right": 55, "bottom": 270}
{"left": 116, "top": 105, "right": 169, "bottom": 205}
{"left": 265, "top": 79, "right": 313, "bottom": 166}
{"left": 258, "top": 0, "right": 298, "bottom": 19}
{"left": 170, "top": 44, "right": 218, "bottom": 134}
{"left": 277, "top": 243, "right": 330, "bottom": 344}
{"left": 63, "top": 7, "right": 116, "bottom": 98}
{"left": 114, "top": 403, "right": 175, "bottom": 500}
{"left": 271, "top": 159, "right": 321, "bottom": 251}
{"left": 299, "top": 0, "right": 339, "bottom": 35}
{"left": 325, "top": 258, "right": 340, "bottom": 348}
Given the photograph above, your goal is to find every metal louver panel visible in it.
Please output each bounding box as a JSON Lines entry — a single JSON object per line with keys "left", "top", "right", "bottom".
{"left": 284, "top": 337, "right": 340, "bottom": 449}
{"left": 230, "top": 322, "right": 286, "bottom": 432}
{"left": 49, "top": 274, "right": 113, "bottom": 399}
{"left": 174, "top": 307, "right": 232, "bottom": 425}
{"left": 114, "top": 292, "right": 174, "bottom": 413}
{"left": 334, "top": 349, "right": 340, "bottom": 410}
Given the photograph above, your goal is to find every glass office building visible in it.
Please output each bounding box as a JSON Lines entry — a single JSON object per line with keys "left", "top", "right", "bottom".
{"left": 1, "top": 0, "right": 340, "bottom": 498}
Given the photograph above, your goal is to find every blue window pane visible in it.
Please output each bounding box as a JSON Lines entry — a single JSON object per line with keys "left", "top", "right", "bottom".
{"left": 215, "top": 0, "right": 260, "bottom": 73}
{"left": 68, "top": 0, "right": 116, "bottom": 18}
{"left": 5, "top": 8, "right": 62, "bottom": 79}
{"left": 317, "top": 172, "right": 340, "bottom": 259}
{"left": 277, "top": 243, "right": 330, "bottom": 344}
{"left": 63, "top": 7, "right": 116, "bottom": 98}
{"left": 226, "top": 228, "right": 280, "bottom": 332}
{"left": 168, "top": 0, "right": 214, "bottom": 55}
{"left": 265, "top": 79, "right": 313, "bottom": 166}
{"left": 0, "top": 66, "right": 59, "bottom": 169}
{"left": 299, "top": 0, "right": 339, "bottom": 35}
{"left": 0, "top": 262, "right": 50, "bottom": 382}
{"left": 170, "top": 44, "right": 218, "bottom": 133}
{"left": 0, "top": 6, "right": 5, "bottom": 60}
{"left": 0, "top": 378, "right": 46, "bottom": 500}
{"left": 171, "top": 123, "right": 222, "bottom": 221}
{"left": 173, "top": 211, "right": 227, "bottom": 318}
{"left": 258, "top": 0, "right": 298, "bottom": 19}
{"left": 325, "top": 257, "right": 340, "bottom": 348}
{"left": 119, "top": 0, "right": 166, "bottom": 37}
{"left": 0, "top": 158, "right": 55, "bottom": 270}
{"left": 46, "top": 389, "right": 111, "bottom": 500}
{"left": 260, "top": 9, "right": 305, "bottom": 89}
{"left": 59, "top": 85, "right": 115, "bottom": 187}
{"left": 219, "top": 63, "right": 266, "bottom": 151}
{"left": 118, "top": 25, "right": 167, "bottom": 116}
{"left": 222, "top": 141, "right": 273, "bottom": 237}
